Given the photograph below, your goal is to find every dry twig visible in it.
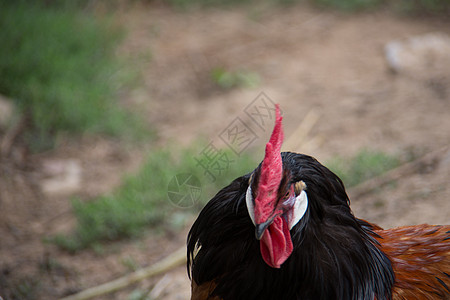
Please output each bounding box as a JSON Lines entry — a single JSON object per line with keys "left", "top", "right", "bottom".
{"left": 283, "top": 108, "right": 321, "bottom": 152}
{"left": 59, "top": 247, "right": 186, "bottom": 300}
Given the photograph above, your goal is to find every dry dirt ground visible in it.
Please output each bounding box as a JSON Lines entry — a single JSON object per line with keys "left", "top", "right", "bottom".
{"left": 1, "top": 2, "right": 450, "bottom": 299}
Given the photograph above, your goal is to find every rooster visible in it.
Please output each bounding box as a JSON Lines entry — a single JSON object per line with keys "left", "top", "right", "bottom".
{"left": 187, "top": 105, "right": 450, "bottom": 300}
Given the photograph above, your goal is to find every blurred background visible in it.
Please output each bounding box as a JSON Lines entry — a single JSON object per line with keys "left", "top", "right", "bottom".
{"left": 0, "top": 0, "right": 449, "bottom": 299}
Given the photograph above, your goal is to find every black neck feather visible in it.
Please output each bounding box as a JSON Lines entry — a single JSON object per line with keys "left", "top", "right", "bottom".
{"left": 187, "top": 152, "right": 394, "bottom": 300}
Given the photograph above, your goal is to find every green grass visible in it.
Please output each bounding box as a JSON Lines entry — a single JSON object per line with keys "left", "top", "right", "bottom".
{"left": 155, "top": 0, "right": 382, "bottom": 10}
{"left": 156, "top": 0, "right": 449, "bottom": 15}
{"left": 312, "top": 0, "right": 382, "bottom": 11}
{"left": 51, "top": 144, "right": 258, "bottom": 252}
{"left": 393, "top": 0, "right": 450, "bottom": 16}
{"left": 326, "top": 149, "right": 401, "bottom": 188}
{"left": 0, "top": 2, "right": 146, "bottom": 151}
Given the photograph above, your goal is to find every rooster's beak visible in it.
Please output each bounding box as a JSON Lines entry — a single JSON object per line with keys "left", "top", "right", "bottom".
{"left": 255, "top": 219, "right": 273, "bottom": 240}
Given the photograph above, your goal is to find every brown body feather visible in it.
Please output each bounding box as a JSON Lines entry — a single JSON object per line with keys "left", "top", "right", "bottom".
{"left": 375, "top": 224, "right": 450, "bottom": 300}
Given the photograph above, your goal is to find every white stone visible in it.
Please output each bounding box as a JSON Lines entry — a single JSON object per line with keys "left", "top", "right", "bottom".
{"left": 385, "top": 32, "right": 450, "bottom": 75}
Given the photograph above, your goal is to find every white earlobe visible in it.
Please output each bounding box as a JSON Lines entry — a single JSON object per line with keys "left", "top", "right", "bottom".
{"left": 289, "top": 190, "right": 308, "bottom": 230}
{"left": 246, "top": 186, "right": 256, "bottom": 225}
{"left": 246, "top": 186, "right": 307, "bottom": 229}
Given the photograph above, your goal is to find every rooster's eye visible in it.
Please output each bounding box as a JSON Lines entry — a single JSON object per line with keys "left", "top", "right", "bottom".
{"left": 283, "top": 191, "right": 290, "bottom": 200}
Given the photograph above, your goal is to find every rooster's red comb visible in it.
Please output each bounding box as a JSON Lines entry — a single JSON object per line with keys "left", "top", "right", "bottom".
{"left": 254, "top": 104, "right": 284, "bottom": 224}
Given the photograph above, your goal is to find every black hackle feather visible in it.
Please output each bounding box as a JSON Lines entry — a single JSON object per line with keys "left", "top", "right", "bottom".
{"left": 187, "top": 152, "right": 395, "bottom": 300}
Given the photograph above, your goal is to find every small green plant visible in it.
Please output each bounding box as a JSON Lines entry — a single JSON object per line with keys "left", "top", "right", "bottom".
{"left": 122, "top": 255, "right": 140, "bottom": 271}
{"left": 128, "top": 289, "right": 151, "bottom": 300}
{"left": 3, "top": 276, "right": 40, "bottom": 300}
{"left": 211, "top": 67, "right": 260, "bottom": 90}
{"left": 326, "top": 149, "right": 401, "bottom": 187}
{"left": 0, "top": 2, "right": 146, "bottom": 151}
{"left": 51, "top": 144, "right": 258, "bottom": 252}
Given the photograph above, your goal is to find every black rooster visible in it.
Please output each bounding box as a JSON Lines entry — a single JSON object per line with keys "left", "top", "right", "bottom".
{"left": 187, "top": 105, "right": 450, "bottom": 300}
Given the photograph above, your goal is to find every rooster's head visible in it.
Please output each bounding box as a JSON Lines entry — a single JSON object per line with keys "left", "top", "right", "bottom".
{"left": 246, "top": 105, "right": 308, "bottom": 268}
